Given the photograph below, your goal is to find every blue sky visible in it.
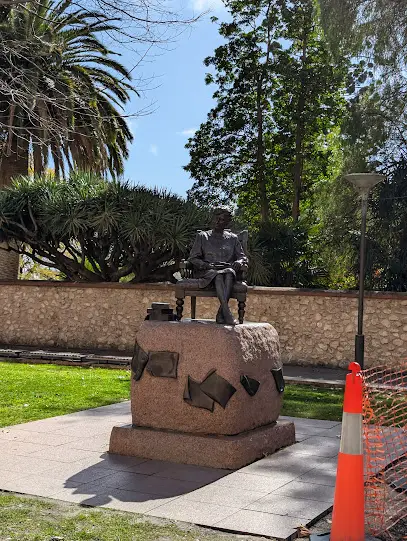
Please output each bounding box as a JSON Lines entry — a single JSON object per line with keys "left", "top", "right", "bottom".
{"left": 119, "top": 0, "right": 227, "bottom": 197}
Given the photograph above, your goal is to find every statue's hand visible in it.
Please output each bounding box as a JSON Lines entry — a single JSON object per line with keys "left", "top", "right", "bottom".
{"left": 232, "top": 261, "right": 242, "bottom": 272}
{"left": 202, "top": 261, "right": 214, "bottom": 270}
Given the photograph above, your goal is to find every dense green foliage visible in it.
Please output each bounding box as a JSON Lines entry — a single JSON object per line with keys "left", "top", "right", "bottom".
{"left": 184, "top": 0, "right": 349, "bottom": 287}
{"left": 319, "top": 160, "right": 407, "bottom": 291}
{"left": 314, "top": 0, "right": 407, "bottom": 290}
{"left": 319, "top": 0, "right": 407, "bottom": 72}
{"left": 0, "top": 0, "right": 134, "bottom": 182}
{"left": 184, "top": 0, "right": 407, "bottom": 290}
{"left": 185, "top": 0, "right": 347, "bottom": 225}
{"left": 0, "top": 173, "right": 209, "bottom": 282}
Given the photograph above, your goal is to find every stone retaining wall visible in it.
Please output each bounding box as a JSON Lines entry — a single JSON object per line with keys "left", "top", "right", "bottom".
{"left": 0, "top": 281, "right": 406, "bottom": 367}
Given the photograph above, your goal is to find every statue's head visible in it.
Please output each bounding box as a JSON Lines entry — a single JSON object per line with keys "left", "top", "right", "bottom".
{"left": 211, "top": 207, "right": 232, "bottom": 232}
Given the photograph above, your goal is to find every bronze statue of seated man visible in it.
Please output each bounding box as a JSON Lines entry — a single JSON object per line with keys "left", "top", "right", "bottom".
{"left": 187, "top": 208, "right": 248, "bottom": 325}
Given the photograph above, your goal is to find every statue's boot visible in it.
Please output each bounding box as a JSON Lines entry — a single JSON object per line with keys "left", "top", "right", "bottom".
{"left": 216, "top": 306, "right": 225, "bottom": 324}
{"left": 222, "top": 305, "right": 238, "bottom": 326}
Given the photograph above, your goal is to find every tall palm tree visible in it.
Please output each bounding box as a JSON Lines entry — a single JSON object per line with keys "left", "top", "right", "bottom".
{"left": 0, "top": 0, "right": 134, "bottom": 186}
{"left": 0, "top": 0, "right": 134, "bottom": 278}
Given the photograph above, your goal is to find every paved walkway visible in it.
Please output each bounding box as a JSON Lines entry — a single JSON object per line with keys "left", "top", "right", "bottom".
{"left": 284, "top": 365, "right": 346, "bottom": 388}
{"left": 0, "top": 402, "right": 341, "bottom": 540}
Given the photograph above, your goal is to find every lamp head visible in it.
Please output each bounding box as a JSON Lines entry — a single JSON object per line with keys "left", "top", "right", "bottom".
{"left": 344, "top": 173, "right": 385, "bottom": 195}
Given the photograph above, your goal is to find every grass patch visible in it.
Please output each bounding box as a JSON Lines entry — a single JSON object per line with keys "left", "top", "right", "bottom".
{"left": 0, "top": 361, "right": 344, "bottom": 428}
{"left": 0, "top": 492, "right": 239, "bottom": 541}
{"left": 282, "top": 384, "right": 344, "bottom": 421}
{"left": 0, "top": 362, "right": 130, "bottom": 428}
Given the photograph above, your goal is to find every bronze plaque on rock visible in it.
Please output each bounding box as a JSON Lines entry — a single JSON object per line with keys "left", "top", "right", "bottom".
{"left": 146, "top": 351, "right": 179, "bottom": 378}
{"left": 184, "top": 376, "right": 215, "bottom": 411}
{"left": 199, "top": 369, "right": 237, "bottom": 408}
{"left": 131, "top": 343, "right": 149, "bottom": 381}
{"left": 240, "top": 375, "right": 260, "bottom": 397}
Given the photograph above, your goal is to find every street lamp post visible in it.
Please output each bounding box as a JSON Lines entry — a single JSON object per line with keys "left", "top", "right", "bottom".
{"left": 344, "top": 173, "right": 385, "bottom": 369}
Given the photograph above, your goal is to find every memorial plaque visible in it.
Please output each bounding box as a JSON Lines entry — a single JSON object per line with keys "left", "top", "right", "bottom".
{"left": 146, "top": 351, "right": 179, "bottom": 378}
{"left": 199, "top": 369, "right": 237, "bottom": 409}
{"left": 184, "top": 376, "right": 214, "bottom": 412}
{"left": 131, "top": 343, "right": 149, "bottom": 381}
{"left": 240, "top": 375, "right": 260, "bottom": 397}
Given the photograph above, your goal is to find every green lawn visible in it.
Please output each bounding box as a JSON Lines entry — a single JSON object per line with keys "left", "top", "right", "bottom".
{"left": 0, "top": 361, "right": 343, "bottom": 428}
{"left": 0, "top": 362, "right": 131, "bottom": 428}
{"left": 282, "top": 384, "right": 343, "bottom": 421}
{"left": 0, "top": 492, "right": 241, "bottom": 541}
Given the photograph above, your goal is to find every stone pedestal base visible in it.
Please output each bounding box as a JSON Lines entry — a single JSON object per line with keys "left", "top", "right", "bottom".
{"left": 130, "top": 320, "right": 283, "bottom": 435}
{"left": 109, "top": 319, "right": 295, "bottom": 469}
{"left": 109, "top": 420, "right": 295, "bottom": 470}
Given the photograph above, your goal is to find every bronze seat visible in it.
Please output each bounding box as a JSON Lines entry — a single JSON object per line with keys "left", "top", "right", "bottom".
{"left": 175, "top": 231, "right": 248, "bottom": 323}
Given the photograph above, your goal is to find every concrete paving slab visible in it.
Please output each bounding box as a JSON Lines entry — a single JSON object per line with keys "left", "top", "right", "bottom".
{"left": 41, "top": 463, "right": 117, "bottom": 484}
{"left": 245, "top": 493, "right": 331, "bottom": 520}
{"left": 294, "top": 432, "right": 313, "bottom": 442}
{"left": 286, "top": 436, "right": 340, "bottom": 458}
{"left": 213, "top": 509, "right": 303, "bottom": 539}
{"left": 214, "top": 471, "right": 295, "bottom": 492}
{"left": 297, "top": 468, "right": 337, "bottom": 487}
{"left": 239, "top": 448, "right": 330, "bottom": 477}
{"left": 0, "top": 428, "right": 77, "bottom": 447}
{"left": 3, "top": 473, "right": 74, "bottom": 498}
{"left": 106, "top": 473, "right": 204, "bottom": 497}
{"left": 153, "top": 463, "right": 229, "bottom": 484}
{"left": 0, "top": 404, "right": 341, "bottom": 540}
{"left": 127, "top": 459, "right": 190, "bottom": 476}
{"left": 147, "top": 498, "right": 240, "bottom": 527}
{"left": 0, "top": 453, "right": 67, "bottom": 476}
{"left": 50, "top": 487, "right": 115, "bottom": 506}
{"left": 0, "top": 440, "right": 50, "bottom": 456}
{"left": 99, "top": 489, "right": 181, "bottom": 513}
{"left": 272, "top": 480, "right": 335, "bottom": 503}
{"left": 75, "top": 453, "right": 148, "bottom": 472}
{"left": 181, "top": 484, "right": 268, "bottom": 508}
{"left": 70, "top": 435, "right": 111, "bottom": 453}
{"left": 317, "top": 425, "right": 342, "bottom": 438}
{"left": 283, "top": 365, "right": 346, "bottom": 384}
{"left": 280, "top": 416, "right": 340, "bottom": 429}
{"left": 29, "top": 445, "right": 102, "bottom": 463}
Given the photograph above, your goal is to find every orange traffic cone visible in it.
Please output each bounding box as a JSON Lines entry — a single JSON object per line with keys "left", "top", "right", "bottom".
{"left": 311, "top": 362, "right": 364, "bottom": 541}
{"left": 330, "top": 361, "right": 364, "bottom": 541}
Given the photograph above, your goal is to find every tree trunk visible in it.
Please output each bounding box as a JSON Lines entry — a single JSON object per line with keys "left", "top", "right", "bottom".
{"left": 255, "top": 2, "right": 274, "bottom": 224}
{"left": 0, "top": 244, "right": 20, "bottom": 281}
{"left": 0, "top": 136, "right": 28, "bottom": 279}
{"left": 292, "top": 94, "right": 306, "bottom": 221}
{"left": 292, "top": 30, "right": 308, "bottom": 222}
{"left": 0, "top": 137, "right": 29, "bottom": 187}
{"left": 256, "top": 76, "right": 269, "bottom": 224}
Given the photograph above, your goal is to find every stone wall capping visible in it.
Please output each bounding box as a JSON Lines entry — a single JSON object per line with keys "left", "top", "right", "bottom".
{"left": 0, "top": 349, "right": 22, "bottom": 358}
{"left": 0, "top": 346, "right": 131, "bottom": 368}
{"left": 1, "top": 279, "right": 407, "bottom": 300}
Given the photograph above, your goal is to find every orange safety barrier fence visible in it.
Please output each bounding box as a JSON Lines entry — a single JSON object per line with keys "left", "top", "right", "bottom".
{"left": 363, "top": 362, "right": 407, "bottom": 540}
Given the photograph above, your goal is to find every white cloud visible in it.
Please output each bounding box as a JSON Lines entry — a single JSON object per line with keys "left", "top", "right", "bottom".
{"left": 178, "top": 128, "right": 197, "bottom": 137}
{"left": 127, "top": 119, "right": 138, "bottom": 137}
{"left": 191, "top": 0, "right": 224, "bottom": 12}
{"left": 149, "top": 144, "right": 158, "bottom": 156}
